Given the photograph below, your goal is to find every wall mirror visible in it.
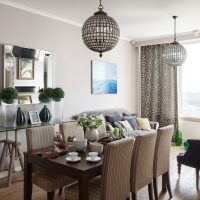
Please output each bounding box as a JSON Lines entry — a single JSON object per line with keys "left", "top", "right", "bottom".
{"left": 1, "top": 44, "right": 53, "bottom": 104}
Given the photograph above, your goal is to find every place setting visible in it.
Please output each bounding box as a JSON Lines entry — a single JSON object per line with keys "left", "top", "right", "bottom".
{"left": 86, "top": 152, "right": 101, "bottom": 163}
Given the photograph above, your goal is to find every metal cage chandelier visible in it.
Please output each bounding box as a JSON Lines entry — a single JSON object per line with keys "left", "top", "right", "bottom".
{"left": 82, "top": 0, "right": 120, "bottom": 57}
{"left": 163, "top": 16, "right": 187, "bottom": 67}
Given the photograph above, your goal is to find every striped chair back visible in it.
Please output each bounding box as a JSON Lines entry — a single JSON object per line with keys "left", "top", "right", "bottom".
{"left": 102, "top": 138, "right": 134, "bottom": 200}
{"left": 154, "top": 125, "right": 174, "bottom": 177}
{"left": 26, "top": 125, "right": 55, "bottom": 151}
{"left": 130, "top": 131, "right": 157, "bottom": 192}
{"left": 59, "top": 121, "right": 84, "bottom": 142}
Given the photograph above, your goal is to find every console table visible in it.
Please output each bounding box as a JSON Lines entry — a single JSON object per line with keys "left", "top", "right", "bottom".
{"left": 0, "top": 120, "right": 69, "bottom": 186}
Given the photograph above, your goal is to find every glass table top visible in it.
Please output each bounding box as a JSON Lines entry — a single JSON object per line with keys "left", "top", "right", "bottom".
{"left": 0, "top": 119, "right": 70, "bottom": 132}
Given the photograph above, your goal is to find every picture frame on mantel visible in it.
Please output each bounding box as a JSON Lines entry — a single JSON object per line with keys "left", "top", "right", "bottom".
{"left": 18, "top": 95, "right": 32, "bottom": 104}
{"left": 18, "top": 58, "right": 34, "bottom": 80}
{"left": 91, "top": 60, "right": 117, "bottom": 94}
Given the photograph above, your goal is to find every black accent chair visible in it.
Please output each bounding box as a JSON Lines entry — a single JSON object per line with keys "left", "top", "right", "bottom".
{"left": 177, "top": 139, "right": 200, "bottom": 190}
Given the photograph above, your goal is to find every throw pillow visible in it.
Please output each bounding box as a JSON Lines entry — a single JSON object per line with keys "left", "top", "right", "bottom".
{"left": 113, "top": 121, "right": 124, "bottom": 129}
{"left": 106, "top": 114, "right": 122, "bottom": 123}
{"left": 136, "top": 118, "right": 151, "bottom": 131}
{"left": 106, "top": 123, "right": 114, "bottom": 132}
{"left": 123, "top": 116, "right": 138, "bottom": 129}
{"left": 97, "top": 115, "right": 107, "bottom": 139}
{"left": 123, "top": 112, "right": 137, "bottom": 117}
{"left": 118, "top": 120, "right": 133, "bottom": 132}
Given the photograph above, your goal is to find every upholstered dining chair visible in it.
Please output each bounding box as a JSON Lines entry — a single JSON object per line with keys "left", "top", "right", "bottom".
{"left": 65, "top": 138, "right": 135, "bottom": 200}
{"left": 26, "top": 125, "right": 76, "bottom": 200}
{"left": 59, "top": 121, "right": 84, "bottom": 141}
{"left": 130, "top": 131, "right": 157, "bottom": 200}
{"left": 177, "top": 139, "right": 200, "bottom": 190}
{"left": 153, "top": 125, "right": 174, "bottom": 200}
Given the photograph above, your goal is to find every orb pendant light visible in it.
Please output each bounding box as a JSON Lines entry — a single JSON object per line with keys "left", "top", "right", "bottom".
{"left": 82, "top": 0, "right": 120, "bottom": 57}
{"left": 163, "top": 16, "right": 187, "bottom": 67}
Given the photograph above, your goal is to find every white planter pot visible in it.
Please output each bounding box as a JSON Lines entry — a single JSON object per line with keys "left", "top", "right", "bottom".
{"left": 85, "top": 129, "right": 98, "bottom": 142}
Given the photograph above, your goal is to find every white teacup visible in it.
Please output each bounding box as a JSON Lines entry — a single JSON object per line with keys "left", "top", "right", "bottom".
{"left": 88, "top": 152, "right": 98, "bottom": 160}
{"left": 67, "top": 152, "right": 78, "bottom": 161}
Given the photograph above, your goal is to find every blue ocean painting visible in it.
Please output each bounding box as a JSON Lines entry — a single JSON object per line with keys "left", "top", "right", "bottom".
{"left": 92, "top": 60, "right": 117, "bottom": 94}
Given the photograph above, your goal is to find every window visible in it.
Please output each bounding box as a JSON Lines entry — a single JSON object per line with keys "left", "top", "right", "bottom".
{"left": 180, "top": 42, "right": 200, "bottom": 118}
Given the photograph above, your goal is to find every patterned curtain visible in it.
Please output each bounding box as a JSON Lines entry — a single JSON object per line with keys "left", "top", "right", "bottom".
{"left": 140, "top": 44, "right": 178, "bottom": 140}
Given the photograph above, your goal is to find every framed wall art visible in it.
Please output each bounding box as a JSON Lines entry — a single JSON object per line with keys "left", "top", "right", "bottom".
{"left": 91, "top": 60, "right": 117, "bottom": 94}
{"left": 18, "top": 95, "right": 32, "bottom": 104}
{"left": 18, "top": 58, "right": 34, "bottom": 80}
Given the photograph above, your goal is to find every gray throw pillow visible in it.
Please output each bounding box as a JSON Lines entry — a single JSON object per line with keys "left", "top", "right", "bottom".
{"left": 106, "top": 114, "right": 122, "bottom": 123}
{"left": 123, "top": 116, "right": 138, "bottom": 129}
{"left": 113, "top": 121, "right": 124, "bottom": 129}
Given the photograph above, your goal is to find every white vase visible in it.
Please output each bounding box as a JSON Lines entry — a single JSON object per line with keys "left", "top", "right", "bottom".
{"left": 85, "top": 129, "right": 98, "bottom": 142}
{"left": 1, "top": 99, "right": 18, "bottom": 127}
{"left": 52, "top": 98, "right": 63, "bottom": 122}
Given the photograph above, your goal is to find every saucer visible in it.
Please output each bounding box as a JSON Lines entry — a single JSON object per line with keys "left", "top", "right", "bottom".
{"left": 66, "top": 156, "right": 81, "bottom": 162}
{"left": 86, "top": 156, "right": 101, "bottom": 163}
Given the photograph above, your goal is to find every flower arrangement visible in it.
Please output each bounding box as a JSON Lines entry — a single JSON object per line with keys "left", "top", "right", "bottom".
{"left": 78, "top": 114, "right": 103, "bottom": 131}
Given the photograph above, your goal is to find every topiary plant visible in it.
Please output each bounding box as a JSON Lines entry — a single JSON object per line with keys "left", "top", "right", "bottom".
{"left": 38, "top": 88, "right": 44, "bottom": 93}
{"left": 0, "top": 87, "right": 18, "bottom": 104}
{"left": 52, "top": 87, "right": 65, "bottom": 102}
{"left": 44, "top": 88, "right": 54, "bottom": 98}
{"left": 38, "top": 92, "right": 51, "bottom": 103}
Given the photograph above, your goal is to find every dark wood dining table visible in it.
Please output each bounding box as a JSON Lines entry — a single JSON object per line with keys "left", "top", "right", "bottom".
{"left": 24, "top": 151, "right": 103, "bottom": 200}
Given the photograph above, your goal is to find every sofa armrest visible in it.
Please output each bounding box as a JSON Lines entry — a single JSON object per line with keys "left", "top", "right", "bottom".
{"left": 149, "top": 121, "right": 159, "bottom": 130}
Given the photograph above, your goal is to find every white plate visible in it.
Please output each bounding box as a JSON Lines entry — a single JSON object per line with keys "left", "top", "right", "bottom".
{"left": 86, "top": 156, "right": 101, "bottom": 163}
{"left": 66, "top": 156, "right": 81, "bottom": 162}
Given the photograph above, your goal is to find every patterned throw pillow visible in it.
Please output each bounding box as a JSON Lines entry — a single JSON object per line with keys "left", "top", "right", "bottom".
{"left": 106, "top": 123, "right": 114, "bottom": 132}
{"left": 123, "top": 116, "right": 138, "bottom": 129}
{"left": 136, "top": 118, "right": 151, "bottom": 130}
{"left": 118, "top": 120, "right": 133, "bottom": 132}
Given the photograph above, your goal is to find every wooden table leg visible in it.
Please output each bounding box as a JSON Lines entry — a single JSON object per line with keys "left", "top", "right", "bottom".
{"left": 8, "top": 144, "right": 15, "bottom": 186}
{"left": 79, "top": 174, "right": 89, "bottom": 200}
{"left": 24, "top": 153, "right": 32, "bottom": 200}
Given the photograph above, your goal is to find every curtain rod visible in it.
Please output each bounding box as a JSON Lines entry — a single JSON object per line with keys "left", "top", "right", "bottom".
{"left": 131, "top": 30, "right": 200, "bottom": 47}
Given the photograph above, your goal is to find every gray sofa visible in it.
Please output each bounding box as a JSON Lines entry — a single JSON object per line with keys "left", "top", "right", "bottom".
{"left": 72, "top": 108, "right": 159, "bottom": 137}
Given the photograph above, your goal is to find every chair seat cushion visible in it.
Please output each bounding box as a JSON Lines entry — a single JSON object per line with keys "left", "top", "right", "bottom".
{"left": 32, "top": 169, "right": 77, "bottom": 192}
{"left": 65, "top": 176, "right": 102, "bottom": 200}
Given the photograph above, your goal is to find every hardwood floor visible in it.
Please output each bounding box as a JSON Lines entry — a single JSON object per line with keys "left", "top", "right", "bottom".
{"left": 0, "top": 146, "right": 199, "bottom": 200}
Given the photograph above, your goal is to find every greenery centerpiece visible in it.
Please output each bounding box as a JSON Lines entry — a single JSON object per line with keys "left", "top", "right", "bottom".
{"left": 78, "top": 114, "right": 103, "bottom": 141}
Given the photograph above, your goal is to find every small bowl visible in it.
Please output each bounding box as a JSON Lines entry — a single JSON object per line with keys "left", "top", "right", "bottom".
{"left": 73, "top": 138, "right": 87, "bottom": 151}
{"left": 89, "top": 142, "right": 103, "bottom": 154}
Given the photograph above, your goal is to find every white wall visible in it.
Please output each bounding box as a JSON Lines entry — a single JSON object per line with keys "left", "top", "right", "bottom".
{"left": 0, "top": 4, "right": 137, "bottom": 119}
{"left": 180, "top": 121, "right": 200, "bottom": 140}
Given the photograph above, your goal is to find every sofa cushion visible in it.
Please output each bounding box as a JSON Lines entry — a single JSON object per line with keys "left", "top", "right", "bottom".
{"left": 113, "top": 121, "right": 124, "bottom": 129}
{"left": 136, "top": 118, "right": 151, "bottom": 131}
{"left": 97, "top": 115, "right": 107, "bottom": 139}
{"left": 123, "top": 116, "right": 138, "bottom": 130}
{"left": 123, "top": 112, "right": 138, "bottom": 117}
{"left": 106, "top": 123, "right": 114, "bottom": 132}
{"left": 106, "top": 114, "right": 122, "bottom": 123}
{"left": 118, "top": 120, "right": 133, "bottom": 132}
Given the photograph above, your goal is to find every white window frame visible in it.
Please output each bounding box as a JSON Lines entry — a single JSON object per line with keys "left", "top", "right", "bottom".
{"left": 179, "top": 41, "right": 200, "bottom": 122}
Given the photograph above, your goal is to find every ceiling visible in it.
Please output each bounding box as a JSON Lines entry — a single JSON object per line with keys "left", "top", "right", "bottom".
{"left": 1, "top": 0, "right": 200, "bottom": 41}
